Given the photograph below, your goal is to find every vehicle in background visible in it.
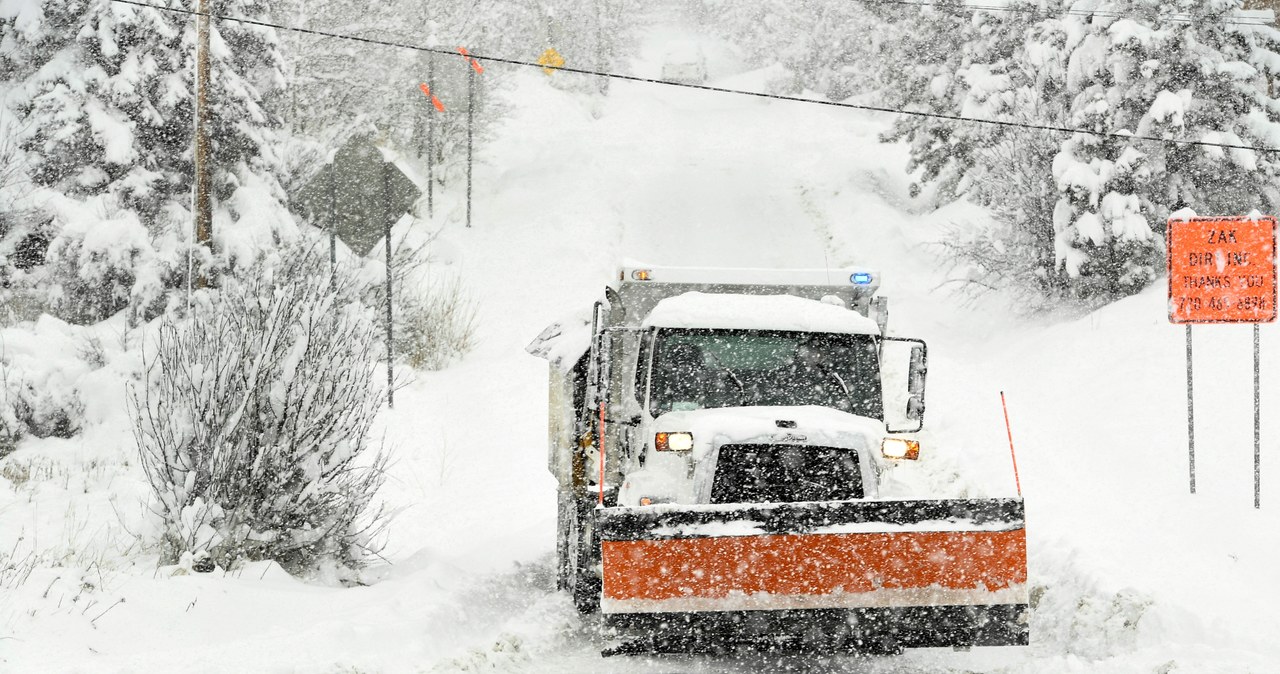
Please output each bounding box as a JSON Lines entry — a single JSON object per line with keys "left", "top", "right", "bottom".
{"left": 661, "top": 44, "right": 708, "bottom": 84}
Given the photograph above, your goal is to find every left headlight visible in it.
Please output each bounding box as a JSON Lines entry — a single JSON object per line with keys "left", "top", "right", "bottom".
{"left": 881, "top": 437, "right": 921, "bottom": 460}
{"left": 655, "top": 432, "right": 694, "bottom": 452}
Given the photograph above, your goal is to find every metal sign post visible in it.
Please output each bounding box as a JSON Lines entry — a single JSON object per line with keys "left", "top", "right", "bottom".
{"left": 466, "top": 65, "right": 474, "bottom": 229}
{"left": 457, "top": 46, "right": 483, "bottom": 228}
{"left": 328, "top": 172, "right": 337, "bottom": 292}
{"left": 294, "top": 135, "right": 422, "bottom": 410}
{"left": 1255, "top": 324, "right": 1262, "bottom": 508}
{"left": 1167, "top": 215, "right": 1276, "bottom": 507}
{"left": 383, "top": 166, "right": 394, "bottom": 408}
{"left": 427, "top": 56, "right": 435, "bottom": 219}
{"left": 1186, "top": 324, "right": 1195, "bottom": 494}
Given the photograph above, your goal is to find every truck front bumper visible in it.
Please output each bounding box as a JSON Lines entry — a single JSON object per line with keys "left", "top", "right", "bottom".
{"left": 604, "top": 604, "right": 1029, "bottom": 653}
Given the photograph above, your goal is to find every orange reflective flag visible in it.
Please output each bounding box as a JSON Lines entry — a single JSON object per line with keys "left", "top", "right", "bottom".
{"left": 418, "top": 83, "right": 444, "bottom": 112}
{"left": 457, "top": 47, "right": 484, "bottom": 74}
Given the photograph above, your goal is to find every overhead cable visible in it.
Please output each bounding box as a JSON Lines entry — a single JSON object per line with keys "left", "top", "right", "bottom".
{"left": 107, "top": 0, "right": 1280, "bottom": 155}
{"left": 851, "top": 0, "right": 1276, "bottom": 27}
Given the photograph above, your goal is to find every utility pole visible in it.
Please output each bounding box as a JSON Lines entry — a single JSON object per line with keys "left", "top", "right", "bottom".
{"left": 194, "top": 0, "right": 213, "bottom": 280}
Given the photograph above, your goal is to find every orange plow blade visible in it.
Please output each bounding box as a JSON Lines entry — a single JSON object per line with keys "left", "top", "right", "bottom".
{"left": 597, "top": 499, "right": 1028, "bottom": 650}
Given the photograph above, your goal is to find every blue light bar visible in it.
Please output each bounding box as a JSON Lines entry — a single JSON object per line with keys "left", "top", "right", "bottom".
{"left": 851, "top": 272, "right": 874, "bottom": 285}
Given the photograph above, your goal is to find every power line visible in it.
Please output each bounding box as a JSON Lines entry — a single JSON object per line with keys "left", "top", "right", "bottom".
{"left": 850, "top": 0, "right": 1277, "bottom": 27}
{"left": 108, "top": 0, "right": 1280, "bottom": 155}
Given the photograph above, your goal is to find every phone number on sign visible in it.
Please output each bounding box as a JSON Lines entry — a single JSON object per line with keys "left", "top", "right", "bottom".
{"left": 1175, "top": 296, "right": 1272, "bottom": 312}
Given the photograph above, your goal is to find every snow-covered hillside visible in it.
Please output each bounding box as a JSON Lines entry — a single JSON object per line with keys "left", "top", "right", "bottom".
{"left": 2, "top": 8, "right": 1279, "bottom": 674}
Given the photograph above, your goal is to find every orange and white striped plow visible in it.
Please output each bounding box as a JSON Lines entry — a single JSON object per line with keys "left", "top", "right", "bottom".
{"left": 598, "top": 499, "right": 1027, "bottom": 617}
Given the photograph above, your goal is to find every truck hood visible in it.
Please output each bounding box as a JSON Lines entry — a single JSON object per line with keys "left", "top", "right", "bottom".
{"left": 652, "top": 405, "right": 886, "bottom": 462}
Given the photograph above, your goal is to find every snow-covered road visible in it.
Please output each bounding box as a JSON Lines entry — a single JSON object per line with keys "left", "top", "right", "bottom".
{"left": 4, "top": 7, "right": 1278, "bottom": 673}
{"left": 390, "top": 11, "right": 1280, "bottom": 671}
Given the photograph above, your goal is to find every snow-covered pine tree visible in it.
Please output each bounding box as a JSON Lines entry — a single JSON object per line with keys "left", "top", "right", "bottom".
{"left": 3, "top": 0, "right": 289, "bottom": 322}
{"left": 874, "top": 1, "right": 1045, "bottom": 201}
{"left": 692, "top": 0, "right": 880, "bottom": 100}
{"left": 16, "top": 0, "right": 285, "bottom": 223}
{"left": 1038, "top": 0, "right": 1280, "bottom": 299}
{"left": 689, "top": 0, "right": 787, "bottom": 73}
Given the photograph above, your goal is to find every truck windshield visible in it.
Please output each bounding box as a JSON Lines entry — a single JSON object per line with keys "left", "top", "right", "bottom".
{"left": 645, "top": 329, "right": 883, "bottom": 419}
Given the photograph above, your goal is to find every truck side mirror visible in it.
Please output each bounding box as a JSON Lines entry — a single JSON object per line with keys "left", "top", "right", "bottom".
{"left": 906, "top": 344, "right": 927, "bottom": 421}
{"left": 870, "top": 296, "right": 889, "bottom": 337}
{"left": 882, "top": 337, "right": 927, "bottom": 433}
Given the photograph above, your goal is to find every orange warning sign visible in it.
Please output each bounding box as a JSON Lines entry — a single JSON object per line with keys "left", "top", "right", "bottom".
{"left": 1167, "top": 215, "right": 1277, "bottom": 323}
{"left": 537, "top": 47, "right": 565, "bottom": 75}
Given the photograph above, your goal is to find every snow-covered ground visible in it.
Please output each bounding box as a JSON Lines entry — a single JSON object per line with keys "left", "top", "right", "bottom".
{"left": 3, "top": 9, "right": 1279, "bottom": 674}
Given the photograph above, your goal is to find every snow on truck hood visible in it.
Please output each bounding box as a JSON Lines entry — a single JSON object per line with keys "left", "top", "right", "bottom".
{"left": 652, "top": 405, "right": 886, "bottom": 461}
{"left": 643, "top": 292, "right": 880, "bottom": 335}
{"left": 527, "top": 292, "right": 880, "bottom": 372}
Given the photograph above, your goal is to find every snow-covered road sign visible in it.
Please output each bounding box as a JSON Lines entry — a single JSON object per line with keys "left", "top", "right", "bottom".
{"left": 295, "top": 134, "right": 420, "bottom": 257}
{"left": 1167, "top": 215, "right": 1277, "bottom": 324}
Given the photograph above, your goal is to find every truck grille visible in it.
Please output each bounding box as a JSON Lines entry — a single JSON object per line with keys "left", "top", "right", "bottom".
{"left": 710, "top": 444, "right": 863, "bottom": 505}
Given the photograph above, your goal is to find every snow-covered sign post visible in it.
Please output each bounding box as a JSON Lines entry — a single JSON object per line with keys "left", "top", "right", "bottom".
{"left": 295, "top": 134, "right": 421, "bottom": 408}
{"left": 458, "top": 47, "right": 484, "bottom": 229}
{"left": 1167, "top": 214, "right": 1277, "bottom": 507}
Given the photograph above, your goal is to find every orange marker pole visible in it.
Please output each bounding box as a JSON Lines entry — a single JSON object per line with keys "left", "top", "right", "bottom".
{"left": 598, "top": 401, "right": 606, "bottom": 506}
{"left": 418, "top": 83, "right": 444, "bottom": 112}
{"left": 1001, "top": 391, "right": 1022, "bottom": 498}
{"left": 457, "top": 46, "right": 484, "bottom": 73}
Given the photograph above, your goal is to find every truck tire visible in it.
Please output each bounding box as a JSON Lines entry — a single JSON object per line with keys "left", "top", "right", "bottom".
{"left": 569, "top": 497, "right": 601, "bottom": 615}
{"left": 555, "top": 491, "right": 573, "bottom": 591}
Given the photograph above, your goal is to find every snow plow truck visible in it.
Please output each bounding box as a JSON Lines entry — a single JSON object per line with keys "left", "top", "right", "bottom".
{"left": 527, "top": 264, "right": 1028, "bottom": 655}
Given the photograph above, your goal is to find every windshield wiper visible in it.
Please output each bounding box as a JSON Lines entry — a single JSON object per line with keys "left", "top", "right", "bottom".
{"left": 704, "top": 352, "right": 745, "bottom": 392}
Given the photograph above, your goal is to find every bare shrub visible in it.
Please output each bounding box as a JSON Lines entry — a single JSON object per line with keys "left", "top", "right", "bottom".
{"left": 396, "top": 275, "right": 478, "bottom": 370}
{"left": 76, "top": 334, "right": 108, "bottom": 370}
{"left": 0, "top": 545, "right": 40, "bottom": 589}
{"left": 366, "top": 233, "right": 478, "bottom": 371}
{"left": 131, "top": 247, "right": 389, "bottom": 574}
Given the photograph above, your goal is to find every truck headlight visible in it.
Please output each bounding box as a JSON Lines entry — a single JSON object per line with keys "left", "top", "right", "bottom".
{"left": 881, "top": 437, "right": 920, "bottom": 460}
{"left": 655, "top": 432, "right": 694, "bottom": 452}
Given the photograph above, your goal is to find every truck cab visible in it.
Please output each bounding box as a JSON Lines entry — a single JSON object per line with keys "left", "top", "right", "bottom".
{"left": 618, "top": 290, "right": 917, "bottom": 509}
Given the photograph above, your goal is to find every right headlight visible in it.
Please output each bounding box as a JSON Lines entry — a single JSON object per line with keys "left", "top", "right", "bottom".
{"left": 881, "top": 437, "right": 921, "bottom": 460}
